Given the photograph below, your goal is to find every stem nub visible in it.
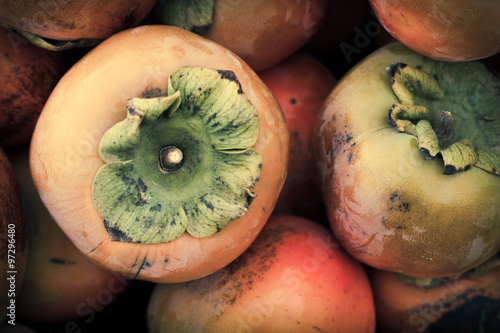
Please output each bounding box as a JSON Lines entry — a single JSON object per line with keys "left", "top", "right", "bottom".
{"left": 159, "top": 146, "right": 183, "bottom": 173}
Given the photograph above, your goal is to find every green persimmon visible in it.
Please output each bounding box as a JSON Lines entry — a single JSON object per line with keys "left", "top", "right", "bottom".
{"left": 313, "top": 42, "right": 500, "bottom": 278}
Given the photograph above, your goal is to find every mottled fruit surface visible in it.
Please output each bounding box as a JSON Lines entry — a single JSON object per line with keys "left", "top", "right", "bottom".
{"left": 147, "top": 214, "right": 376, "bottom": 333}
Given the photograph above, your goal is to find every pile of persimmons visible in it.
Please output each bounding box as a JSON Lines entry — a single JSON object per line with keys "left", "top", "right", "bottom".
{"left": 1, "top": 1, "right": 499, "bottom": 332}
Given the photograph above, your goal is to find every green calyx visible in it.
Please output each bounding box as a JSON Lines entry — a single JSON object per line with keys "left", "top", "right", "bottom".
{"left": 92, "top": 67, "right": 262, "bottom": 244}
{"left": 0, "top": 23, "right": 100, "bottom": 51}
{"left": 154, "top": 0, "right": 215, "bottom": 35}
{"left": 397, "top": 252, "right": 500, "bottom": 289}
{"left": 386, "top": 62, "right": 500, "bottom": 175}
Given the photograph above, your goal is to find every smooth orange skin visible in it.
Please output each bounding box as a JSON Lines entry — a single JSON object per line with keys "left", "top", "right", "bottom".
{"left": 0, "top": 0, "right": 156, "bottom": 41}
{"left": 369, "top": 264, "right": 500, "bottom": 333}
{"left": 0, "top": 27, "right": 67, "bottom": 147}
{"left": 29, "top": 25, "right": 289, "bottom": 284}
{"left": 9, "top": 147, "right": 129, "bottom": 324}
{"left": 369, "top": 0, "right": 500, "bottom": 61}
{"left": 259, "top": 53, "right": 336, "bottom": 222}
{"left": 0, "top": 148, "right": 27, "bottom": 324}
{"left": 312, "top": 42, "right": 500, "bottom": 278}
{"left": 147, "top": 214, "right": 376, "bottom": 333}
{"left": 204, "top": 0, "right": 327, "bottom": 71}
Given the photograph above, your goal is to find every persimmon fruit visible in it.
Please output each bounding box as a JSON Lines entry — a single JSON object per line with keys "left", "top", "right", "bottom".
{"left": 29, "top": 25, "right": 289, "bottom": 283}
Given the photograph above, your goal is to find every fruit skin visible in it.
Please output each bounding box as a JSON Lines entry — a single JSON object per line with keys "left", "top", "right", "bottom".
{"left": 8, "top": 147, "right": 129, "bottom": 323}
{"left": 0, "top": 27, "right": 67, "bottom": 147}
{"left": 368, "top": 261, "right": 500, "bottom": 333}
{"left": 29, "top": 25, "right": 289, "bottom": 284}
{"left": 0, "top": 0, "right": 157, "bottom": 41}
{"left": 369, "top": 0, "right": 500, "bottom": 61}
{"left": 203, "top": 0, "right": 327, "bottom": 71}
{"left": 258, "top": 53, "right": 336, "bottom": 222}
{"left": 147, "top": 214, "right": 376, "bottom": 333}
{"left": 0, "top": 147, "right": 27, "bottom": 324}
{"left": 312, "top": 42, "right": 500, "bottom": 278}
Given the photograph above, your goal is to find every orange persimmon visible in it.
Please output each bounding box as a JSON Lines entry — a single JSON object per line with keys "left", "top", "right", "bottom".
{"left": 258, "top": 53, "right": 336, "bottom": 221}
{"left": 0, "top": 0, "right": 157, "bottom": 49}
{"left": 147, "top": 214, "right": 376, "bottom": 332}
{"left": 154, "top": 0, "right": 328, "bottom": 71}
{"left": 369, "top": 255, "right": 500, "bottom": 333}
{"left": 30, "top": 25, "right": 289, "bottom": 284}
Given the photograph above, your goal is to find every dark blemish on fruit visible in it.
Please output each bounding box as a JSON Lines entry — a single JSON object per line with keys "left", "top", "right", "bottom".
{"left": 120, "top": 174, "right": 135, "bottom": 186}
{"left": 420, "top": 147, "right": 435, "bottom": 160}
{"left": 217, "top": 69, "right": 243, "bottom": 94}
{"left": 178, "top": 227, "right": 284, "bottom": 320}
{"left": 290, "top": 97, "right": 297, "bottom": 105}
{"left": 345, "top": 133, "right": 353, "bottom": 143}
{"left": 150, "top": 204, "right": 161, "bottom": 212}
{"left": 88, "top": 240, "right": 105, "bottom": 253}
{"left": 412, "top": 292, "right": 500, "bottom": 333}
{"left": 247, "top": 195, "right": 256, "bottom": 206}
{"left": 134, "top": 257, "right": 152, "bottom": 279}
{"left": 331, "top": 127, "right": 355, "bottom": 160}
{"left": 52, "top": 19, "right": 76, "bottom": 30}
{"left": 387, "top": 192, "right": 410, "bottom": 213}
{"left": 387, "top": 108, "right": 397, "bottom": 128}
{"left": 192, "top": 105, "right": 201, "bottom": 115}
{"left": 121, "top": 10, "right": 138, "bottom": 30}
{"left": 217, "top": 70, "right": 236, "bottom": 81}
{"left": 132, "top": 178, "right": 148, "bottom": 207}
{"left": 201, "top": 194, "right": 214, "bottom": 211}
{"left": 443, "top": 164, "right": 459, "bottom": 175}
{"left": 206, "top": 112, "right": 217, "bottom": 124}
{"left": 104, "top": 219, "right": 133, "bottom": 242}
{"left": 141, "top": 86, "right": 164, "bottom": 98}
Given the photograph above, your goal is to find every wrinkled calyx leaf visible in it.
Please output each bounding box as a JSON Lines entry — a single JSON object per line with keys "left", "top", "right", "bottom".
{"left": 386, "top": 62, "right": 500, "bottom": 175}
{"left": 154, "top": 0, "right": 215, "bottom": 35}
{"left": 92, "top": 67, "right": 262, "bottom": 244}
{"left": 0, "top": 23, "right": 100, "bottom": 51}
